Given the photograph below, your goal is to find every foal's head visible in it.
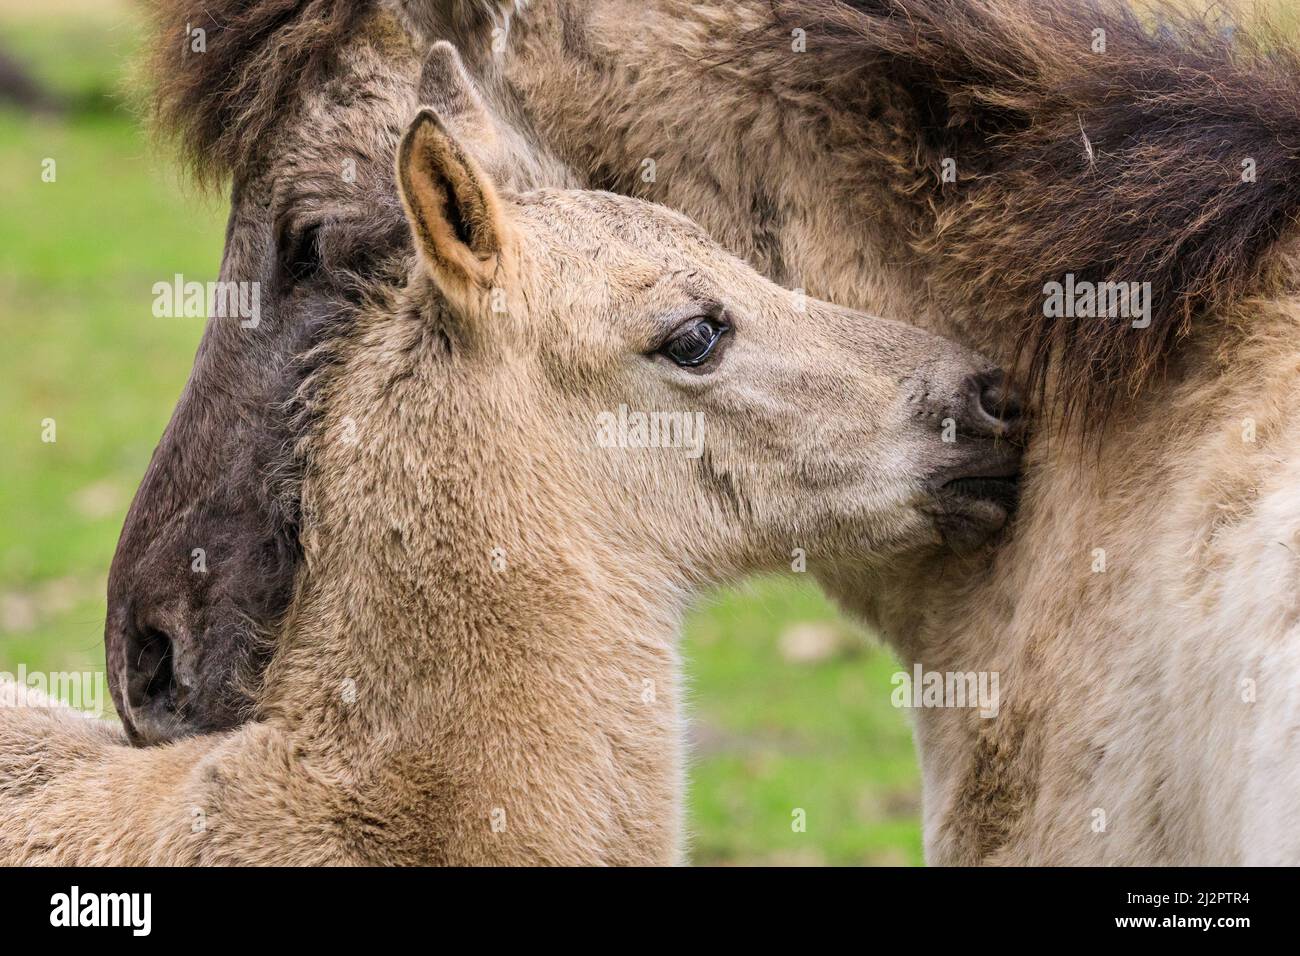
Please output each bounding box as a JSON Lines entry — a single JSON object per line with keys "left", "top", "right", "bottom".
{"left": 383, "top": 95, "right": 1020, "bottom": 580}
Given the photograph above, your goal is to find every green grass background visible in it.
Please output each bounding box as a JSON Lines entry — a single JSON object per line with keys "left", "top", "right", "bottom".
{"left": 0, "top": 2, "right": 923, "bottom": 865}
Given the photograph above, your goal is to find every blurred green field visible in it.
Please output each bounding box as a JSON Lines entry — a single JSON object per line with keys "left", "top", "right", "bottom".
{"left": 0, "top": 6, "right": 923, "bottom": 865}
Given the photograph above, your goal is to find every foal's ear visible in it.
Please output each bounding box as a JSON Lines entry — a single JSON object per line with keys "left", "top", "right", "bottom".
{"left": 397, "top": 108, "right": 509, "bottom": 317}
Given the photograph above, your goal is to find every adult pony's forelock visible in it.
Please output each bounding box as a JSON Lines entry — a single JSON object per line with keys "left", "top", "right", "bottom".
{"left": 147, "top": 0, "right": 381, "bottom": 185}
{"left": 766, "top": 0, "right": 1300, "bottom": 428}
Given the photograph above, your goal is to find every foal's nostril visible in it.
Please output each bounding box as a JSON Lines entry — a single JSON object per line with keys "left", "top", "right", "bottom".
{"left": 964, "top": 369, "right": 1024, "bottom": 438}
{"left": 980, "top": 380, "right": 1023, "bottom": 425}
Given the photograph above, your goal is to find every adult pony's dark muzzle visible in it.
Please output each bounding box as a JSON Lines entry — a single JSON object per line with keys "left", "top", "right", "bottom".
{"left": 104, "top": 397, "right": 299, "bottom": 745}
{"left": 106, "top": 537, "right": 283, "bottom": 745}
{"left": 107, "top": 592, "right": 268, "bottom": 746}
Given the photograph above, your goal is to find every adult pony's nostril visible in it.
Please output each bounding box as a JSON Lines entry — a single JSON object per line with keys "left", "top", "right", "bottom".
{"left": 121, "top": 622, "right": 183, "bottom": 741}
{"left": 965, "top": 369, "right": 1024, "bottom": 438}
{"left": 114, "top": 603, "right": 254, "bottom": 744}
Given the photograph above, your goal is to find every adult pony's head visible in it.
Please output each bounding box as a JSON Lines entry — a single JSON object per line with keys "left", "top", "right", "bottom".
{"left": 107, "top": 1, "right": 562, "bottom": 743}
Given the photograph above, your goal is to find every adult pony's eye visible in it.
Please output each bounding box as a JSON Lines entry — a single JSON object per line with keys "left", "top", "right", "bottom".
{"left": 659, "top": 315, "right": 731, "bottom": 368}
{"left": 280, "top": 222, "right": 324, "bottom": 287}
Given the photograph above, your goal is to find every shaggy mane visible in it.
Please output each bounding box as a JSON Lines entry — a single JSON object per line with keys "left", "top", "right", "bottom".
{"left": 147, "top": 0, "right": 379, "bottom": 183}
{"left": 145, "top": 1, "right": 520, "bottom": 183}
{"left": 771, "top": 0, "right": 1300, "bottom": 423}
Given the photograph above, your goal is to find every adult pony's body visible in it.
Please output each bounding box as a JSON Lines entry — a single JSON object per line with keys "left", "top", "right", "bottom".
{"left": 95, "top": 0, "right": 1300, "bottom": 863}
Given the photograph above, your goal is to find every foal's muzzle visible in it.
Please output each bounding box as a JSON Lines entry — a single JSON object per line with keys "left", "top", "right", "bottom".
{"left": 921, "top": 368, "right": 1026, "bottom": 551}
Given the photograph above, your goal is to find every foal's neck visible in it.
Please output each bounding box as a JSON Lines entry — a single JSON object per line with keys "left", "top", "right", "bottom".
{"left": 277, "top": 494, "right": 685, "bottom": 863}
{"left": 264, "top": 327, "right": 685, "bottom": 864}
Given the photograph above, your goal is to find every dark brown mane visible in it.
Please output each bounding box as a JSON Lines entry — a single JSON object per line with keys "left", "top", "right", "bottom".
{"left": 147, "top": 0, "right": 379, "bottom": 183}
{"left": 771, "top": 0, "right": 1300, "bottom": 424}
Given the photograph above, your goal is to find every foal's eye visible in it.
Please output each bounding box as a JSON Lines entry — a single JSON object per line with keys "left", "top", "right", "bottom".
{"left": 659, "top": 316, "right": 731, "bottom": 368}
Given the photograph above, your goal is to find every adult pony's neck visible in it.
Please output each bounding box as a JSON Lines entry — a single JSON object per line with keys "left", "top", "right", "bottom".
{"left": 488, "top": 0, "right": 1300, "bottom": 428}
{"left": 487, "top": 0, "right": 950, "bottom": 324}
{"left": 757, "top": 0, "right": 1300, "bottom": 426}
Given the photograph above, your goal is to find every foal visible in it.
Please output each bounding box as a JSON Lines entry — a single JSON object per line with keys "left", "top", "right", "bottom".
{"left": 0, "top": 85, "right": 1017, "bottom": 863}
